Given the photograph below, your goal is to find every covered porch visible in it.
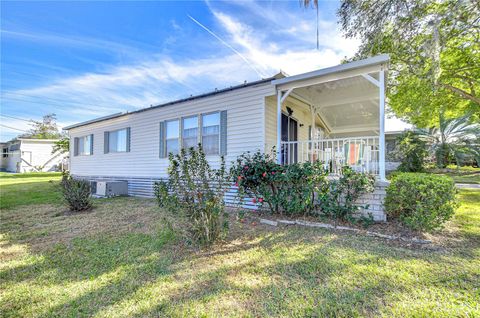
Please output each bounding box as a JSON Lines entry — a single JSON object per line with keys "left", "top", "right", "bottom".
{"left": 269, "top": 54, "right": 389, "bottom": 180}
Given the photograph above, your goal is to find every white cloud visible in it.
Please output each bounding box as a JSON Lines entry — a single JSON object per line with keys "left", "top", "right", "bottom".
{"left": 2, "top": 0, "right": 363, "bottom": 141}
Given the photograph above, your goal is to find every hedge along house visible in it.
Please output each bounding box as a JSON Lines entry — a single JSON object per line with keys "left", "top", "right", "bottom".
{"left": 64, "top": 54, "right": 390, "bottom": 220}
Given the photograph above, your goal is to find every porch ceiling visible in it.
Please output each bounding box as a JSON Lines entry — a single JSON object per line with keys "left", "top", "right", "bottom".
{"left": 274, "top": 54, "right": 388, "bottom": 136}
{"left": 294, "top": 75, "right": 380, "bottom": 134}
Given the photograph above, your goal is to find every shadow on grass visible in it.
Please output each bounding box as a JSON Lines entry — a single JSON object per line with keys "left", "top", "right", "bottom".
{"left": 1, "top": 190, "right": 479, "bottom": 317}
{"left": 3, "top": 224, "right": 478, "bottom": 317}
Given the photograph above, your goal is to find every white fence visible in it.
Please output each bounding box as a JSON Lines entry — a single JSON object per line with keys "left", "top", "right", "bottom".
{"left": 280, "top": 136, "right": 380, "bottom": 175}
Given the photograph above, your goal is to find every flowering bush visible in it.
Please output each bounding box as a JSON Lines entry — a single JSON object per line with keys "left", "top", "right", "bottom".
{"left": 230, "top": 150, "right": 328, "bottom": 216}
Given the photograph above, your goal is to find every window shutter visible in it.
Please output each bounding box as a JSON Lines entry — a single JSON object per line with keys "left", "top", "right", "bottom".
{"left": 179, "top": 117, "right": 184, "bottom": 149}
{"left": 198, "top": 114, "right": 203, "bottom": 148}
{"left": 159, "top": 121, "right": 166, "bottom": 158}
{"left": 220, "top": 110, "right": 227, "bottom": 156}
{"left": 90, "top": 134, "right": 94, "bottom": 155}
{"left": 104, "top": 131, "right": 109, "bottom": 154}
{"left": 126, "top": 127, "right": 131, "bottom": 152}
{"left": 74, "top": 137, "right": 79, "bottom": 156}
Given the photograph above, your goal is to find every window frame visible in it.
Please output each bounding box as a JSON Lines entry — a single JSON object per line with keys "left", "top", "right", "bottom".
{"left": 78, "top": 135, "right": 93, "bottom": 156}
{"left": 201, "top": 111, "right": 221, "bottom": 155}
{"left": 108, "top": 128, "right": 128, "bottom": 153}
{"left": 182, "top": 115, "right": 199, "bottom": 150}
{"left": 165, "top": 119, "right": 180, "bottom": 155}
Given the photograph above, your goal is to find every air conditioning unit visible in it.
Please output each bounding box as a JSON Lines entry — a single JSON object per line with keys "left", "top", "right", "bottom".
{"left": 91, "top": 180, "right": 128, "bottom": 197}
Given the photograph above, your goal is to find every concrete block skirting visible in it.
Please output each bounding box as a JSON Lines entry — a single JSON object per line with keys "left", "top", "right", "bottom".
{"left": 75, "top": 176, "right": 389, "bottom": 222}
{"left": 356, "top": 180, "right": 389, "bottom": 221}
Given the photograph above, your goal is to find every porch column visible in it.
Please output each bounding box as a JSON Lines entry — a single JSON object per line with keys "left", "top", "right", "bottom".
{"left": 379, "top": 69, "right": 386, "bottom": 180}
{"left": 276, "top": 90, "right": 282, "bottom": 163}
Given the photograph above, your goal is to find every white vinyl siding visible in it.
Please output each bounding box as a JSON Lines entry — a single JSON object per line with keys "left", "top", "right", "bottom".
{"left": 69, "top": 81, "right": 274, "bottom": 178}
{"left": 202, "top": 112, "right": 220, "bottom": 155}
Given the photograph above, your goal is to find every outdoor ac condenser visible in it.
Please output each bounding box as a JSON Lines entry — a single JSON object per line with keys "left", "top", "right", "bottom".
{"left": 93, "top": 180, "right": 128, "bottom": 197}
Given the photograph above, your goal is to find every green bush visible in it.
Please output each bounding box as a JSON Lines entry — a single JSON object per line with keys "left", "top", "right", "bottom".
{"left": 317, "top": 166, "right": 376, "bottom": 225}
{"left": 230, "top": 150, "right": 328, "bottom": 216}
{"left": 395, "top": 131, "right": 428, "bottom": 172}
{"left": 156, "top": 145, "right": 229, "bottom": 246}
{"left": 60, "top": 173, "right": 93, "bottom": 212}
{"left": 385, "top": 173, "right": 458, "bottom": 232}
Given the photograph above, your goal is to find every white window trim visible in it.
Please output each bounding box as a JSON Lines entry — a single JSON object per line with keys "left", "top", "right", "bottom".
{"left": 201, "top": 111, "right": 221, "bottom": 155}
{"left": 165, "top": 119, "right": 180, "bottom": 155}
{"left": 108, "top": 128, "right": 128, "bottom": 153}
{"left": 78, "top": 135, "right": 92, "bottom": 156}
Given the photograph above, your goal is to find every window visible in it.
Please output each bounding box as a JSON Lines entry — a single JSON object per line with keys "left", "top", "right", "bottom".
{"left": 2, "top": 148, "right": 8, "bottom": 158}
{"left": 108, "top": 128, "right": 128, "bottom": 153}
{"left": 182, "top": 116, "right": 198, "bottom": 149}
{"left": 166, "top": 120, "right": 179, "bottom": 155}
{"left": 202, "top": 112, "right": 220, "bottom": 154}
{"left": 78, "top": 135, "right": 92, "bottom": 155}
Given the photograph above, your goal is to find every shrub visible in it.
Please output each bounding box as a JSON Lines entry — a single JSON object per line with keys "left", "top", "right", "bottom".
{"left": 384, "top": 173, "right": 458, "bottom": 232}
{"left": 60, "top": 173, "right": 93, "bottom": 211}
{"left": 156, "top": 145, "right": 229, "bottom": 246}
{"left": 230, "top": 150, "right": 328, "bottom": 216}
{"left": 395, "top": 131, "right": 428, "bottom": 172}
{"left": 317, "top": 166, "right": 376, "bottom": 225}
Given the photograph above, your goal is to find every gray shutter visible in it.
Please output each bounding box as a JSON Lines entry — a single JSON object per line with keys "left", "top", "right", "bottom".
{"left": 104, "top": 131, "right": 109, "bottom": 154}
{"left": 179, "top": 117, "right": 184, "bottom": 149}
{"left": 126, "top": 127, "right": 131, "bottom": 152}
{"left": 159, "top": 121, "right": 166, "bottom": 158}
{"left": 198, "top": 114, "right": 203, "bottom": 148}
{"left": 220, "top": 110, "right": 227, "bottom": 156}
{"left": 74, "top": 137, "right": 79, "bottom": 156}
{"left": 90, "top": 134, "right": 94, "bottom": 155}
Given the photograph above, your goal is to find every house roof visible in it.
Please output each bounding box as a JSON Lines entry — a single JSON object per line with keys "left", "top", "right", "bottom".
{"left": 272, "top": 54, "right": 390, "bottom": 88}
{"left": 63, "top": 76, "right": 280, "bottom": 130}
{"left": 63, "top": 55, "right": 389, "bottom": 131}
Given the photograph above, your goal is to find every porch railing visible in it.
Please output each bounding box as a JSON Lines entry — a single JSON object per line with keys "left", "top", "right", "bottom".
{"left": 280, "top": 136, "right": 380, "bottom": 176}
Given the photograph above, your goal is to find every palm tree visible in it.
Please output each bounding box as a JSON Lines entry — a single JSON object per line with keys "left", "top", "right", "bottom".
{"left": 418, "top": 113, "right": 480, "bottom": 168}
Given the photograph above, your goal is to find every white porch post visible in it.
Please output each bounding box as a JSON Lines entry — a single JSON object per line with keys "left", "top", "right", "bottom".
{"left": 276, "top": 90, "right": 282, "bottom": 163}
{"left": 379, "top": 69, "right": 386, "bottom": 180}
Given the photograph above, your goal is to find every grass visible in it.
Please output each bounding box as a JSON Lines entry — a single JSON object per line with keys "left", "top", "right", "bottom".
{"left": 1, "top": 174, "right": 479, "bottom": 317}
{"left": 427, "top": 165, "right": 480, "bottom": 184}
{"left": 0, "top": 172, "right": 62, "bottom": 209}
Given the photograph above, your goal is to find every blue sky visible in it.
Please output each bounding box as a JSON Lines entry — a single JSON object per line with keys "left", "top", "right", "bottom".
{"left": 1, "top": 0, "right": 363, "bottom": 141}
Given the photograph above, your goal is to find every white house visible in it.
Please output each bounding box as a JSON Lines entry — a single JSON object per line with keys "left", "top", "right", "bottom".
{"left": 0, "top": 138, "right": 67, "bottom": 173}
{"left": 64, "top": 55, "right": 393, "bottom": 220}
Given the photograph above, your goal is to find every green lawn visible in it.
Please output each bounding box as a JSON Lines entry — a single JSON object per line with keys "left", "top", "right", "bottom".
{"left": 428, "top": 166, "right": 480, "bottom": 184}
{"left": 0, "top": 172, "right": 62, "bottom": 209}
{"left": 1, "top": 174, "right": 479, "bottom": 317}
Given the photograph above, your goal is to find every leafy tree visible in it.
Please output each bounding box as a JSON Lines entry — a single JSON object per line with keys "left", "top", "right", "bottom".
{"left": 336, "top": 0, "right": 479, "bottom": 127}
{"left": 52, "top": 136, "right": 70, "bottom": 155}
{"left": 418, "top": 113, "right": 480, "bottom": 168}
{"left": 23, "top": 113, "right": 62, "bottom": 139}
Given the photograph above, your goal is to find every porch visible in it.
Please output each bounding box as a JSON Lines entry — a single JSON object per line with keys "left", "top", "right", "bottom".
{"left": 268, "top": 54, "right": 389, "bottom": 180}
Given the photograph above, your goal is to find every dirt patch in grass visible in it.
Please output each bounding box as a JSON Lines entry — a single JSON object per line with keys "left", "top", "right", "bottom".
{"left": 0, "top": 197, "right": 166, "bottom": 252}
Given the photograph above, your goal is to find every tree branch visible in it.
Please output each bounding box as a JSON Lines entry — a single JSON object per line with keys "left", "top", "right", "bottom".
{"left": 439, "top": 83, "right": 480, "bottom": 104}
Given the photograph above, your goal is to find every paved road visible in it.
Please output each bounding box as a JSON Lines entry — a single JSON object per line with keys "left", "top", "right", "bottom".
{"left": 456, "top": 183, "right": 480, "bottom": 189}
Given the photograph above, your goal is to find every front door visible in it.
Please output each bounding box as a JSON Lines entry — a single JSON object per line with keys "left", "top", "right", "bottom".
{"left": 281, "top": 113, "right": 298, "bottom": 164}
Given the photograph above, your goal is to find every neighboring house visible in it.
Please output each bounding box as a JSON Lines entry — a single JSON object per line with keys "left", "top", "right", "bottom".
{"left": 0, "top": 138, "right": 67, "bottom": 173}
{"left": 64, "top": 55, "right": 393, "bottom": 220}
